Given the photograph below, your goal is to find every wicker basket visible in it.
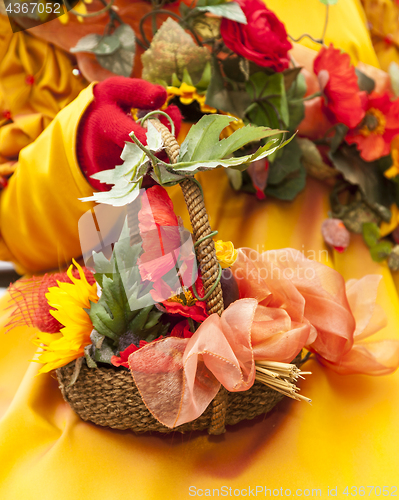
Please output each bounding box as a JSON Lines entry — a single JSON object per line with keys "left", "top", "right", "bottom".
{"left": 56, "top": 120, "right": 302, "bottom": 434}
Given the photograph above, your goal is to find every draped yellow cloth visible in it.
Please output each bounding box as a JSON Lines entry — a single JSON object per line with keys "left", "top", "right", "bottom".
{"left": 0, "top": 1, "right": 399, "bottom": 499}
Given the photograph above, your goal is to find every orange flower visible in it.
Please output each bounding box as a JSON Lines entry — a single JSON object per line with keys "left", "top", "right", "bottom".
{"left": 346, "top": 92, "right": 399, "bottom": 162}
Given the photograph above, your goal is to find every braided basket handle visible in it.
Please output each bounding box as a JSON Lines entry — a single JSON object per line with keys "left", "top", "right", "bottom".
{"left": 150, "top": 119, "right": 224, "bottom": 316}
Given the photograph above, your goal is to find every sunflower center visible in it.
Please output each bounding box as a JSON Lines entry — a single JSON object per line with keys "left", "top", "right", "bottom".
{"left": 359, "top": 108, "right": 386, "bottom": 137}
{"left": 167, "top": 288, "right": 197, "bottom": 306}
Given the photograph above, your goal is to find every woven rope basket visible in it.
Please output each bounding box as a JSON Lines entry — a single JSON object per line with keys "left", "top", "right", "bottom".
{"left": 57, "top": 120, "right": 302, "bottom": 434}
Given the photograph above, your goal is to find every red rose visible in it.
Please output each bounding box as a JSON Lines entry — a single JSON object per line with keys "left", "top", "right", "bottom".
{"left": 220, "top": 0, "right": 292, "bottom": 72}
{"left": 313, "top": 44, "right": 365, "bottom": 129}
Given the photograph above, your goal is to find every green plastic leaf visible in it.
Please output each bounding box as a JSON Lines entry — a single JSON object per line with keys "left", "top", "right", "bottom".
{"left": 246, "top": 72, "right": 289, "bottom": 129}
{"left": 362, "top": 222, "right": 381, "bottom": 248}
{"left": 170, "top": 134, "right": 293, "bottom": 174}
{"left": 178, "top": 114, "right": 284, "bottom": 163}
{"left": 329, "top": 145, "right": 395, "bottom": 208}
{"left": 268, "top": 138, "right": 302, "bottom": 185}
{"left": 265, "top": 164, "right": 306, "bottom": 201}
{"left": 93, "top": 35, "right": 121, "bottom": 55}
{"left": 142, "top": 18, "right": 210, "bottom": 85}
{"left": 71, "top": 34, "right": 101, "bottom": 54}
{"left": 389, "top": 62, "right": 399, "bottom": 97}
{"left": 95, "top": 24, "right": 136, "bottom": 78}
{"left": 146, "top": 121, "right": 163, "bottom": 152}
{"left": 196, "top": 3, "right": 247, "bottom": 23}
{"left": 205, "top": 56, "right": 251, "bottom": 118}
{"left": 370, "top": 241, "right": 393, "bottom": 262}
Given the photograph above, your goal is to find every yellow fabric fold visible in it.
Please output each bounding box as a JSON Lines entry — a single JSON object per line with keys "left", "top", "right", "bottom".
{"left": 0, "top": 85, "right": 96, "bottom": 273}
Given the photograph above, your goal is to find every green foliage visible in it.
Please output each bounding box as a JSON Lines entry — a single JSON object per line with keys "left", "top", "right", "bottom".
{"left": 286, "top": 72, "right": 307, "bottom": 131}
{"left": 318, "top": 0, "right": 338, "bottom": 4}
{"left": 89, "top": 220, "right": 166, "bottom": 344}
{"left": 245, "top": 72, "right": 289, "bottom": 129}
{"left": 196, "top": 3, "right": 247, "bottom": 23}
{"left": 362, "top": 222, "right": 381, "bottom": 248}
{"left": 266, "top": 139, "right": 306, "bottom": 201}
{"left": 71, "top": 25, "right": 136, "bottom": 78}
{"left": 370, "top": 241, "right": 393, "bottom": 262}
{"left": 355, "top": 68, "right": 375, "bottom": 94}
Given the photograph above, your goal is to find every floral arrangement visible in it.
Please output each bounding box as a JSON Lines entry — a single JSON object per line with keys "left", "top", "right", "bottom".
{"left": 8, "top": 116, "right": 399, "bottom": 431}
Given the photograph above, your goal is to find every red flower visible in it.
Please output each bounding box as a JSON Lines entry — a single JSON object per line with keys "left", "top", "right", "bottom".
{"left": 314, "top": 45, "right": 365, "bottom": 129}
{"left": 345, "top": 92, "right": 399, "bottom": 161}
{"left": 220, "top": 0, "right": 291, "bottom": 72}
{"left": 170, "top": 319, "right": 193, "bottom": 339}
{"left": 151, "top": 275, "right": 208, "bottom": 322}
{"left": 111, "top": 337, "right": 163, "bottom": 368}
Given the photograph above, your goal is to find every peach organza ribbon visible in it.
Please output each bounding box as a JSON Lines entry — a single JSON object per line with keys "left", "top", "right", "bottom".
{"left": 129, "top": 298, "right": 258, "bottom": 428}
{"left": 128, "top": 248, "right": 399, "bottom": 428}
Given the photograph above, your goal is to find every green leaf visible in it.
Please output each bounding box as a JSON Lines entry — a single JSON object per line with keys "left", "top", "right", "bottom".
{"left": 268, "top": 138, "right": 302, "bottom": 185}
{"left": 71, "top": 34, "right": 102, "bottom": 54}
{"left": 146, "top": 121, "right": 163, "bottom": 152}
{"left": 246, "top": 72, "right": 289, "bottom": 129}
{"left": 283, "top": 67, "right": 303, "bottom": 91}
{"left": 195, "top": 61, "right": 212, "bottom": 92}
{"left": 318, "top": 0, "right": 338, "bottom": 4}
{"left": 362, "top": 222, "right": 380, "bottom": 248}
{"left": 265, "top": 164, "right": 306, "bottom": 201}
{"left": 389, "top": 62, "right": 399, "bottom": 97}
{"left": 330, "top": 124, "right": 349, "bottom": 153}
{"left": 178, "top": 113, "right": 284, "bottom": 163}
{"left": 95, "top": 24, "right": 136, "bottom": 78}
{"left": 370, "top": 241, "right": 393, "bottom": 262}
{"left": 196, "top": 3, "right": 247, "bottom": 23}
{"left": 170, "top": 134, "right": 293, "bottom": 174}
{"left": 286, "top": 72, "right": 307, "bottom": 131}
{"left": 205, "top": 57, "right": 250, "bottom": 117}
{"left": 355, "top": 68, "right": 375, "bottom": 94}
{"left": 329, "top": 145, "right": 395, "bottom": 208}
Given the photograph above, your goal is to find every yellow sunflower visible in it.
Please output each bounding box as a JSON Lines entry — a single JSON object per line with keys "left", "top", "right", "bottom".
{"left": 33, "top": 260, "right": 98, "bottom": 374}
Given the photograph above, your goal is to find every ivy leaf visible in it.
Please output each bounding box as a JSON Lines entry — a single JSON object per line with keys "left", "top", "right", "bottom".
{"left": 71, "top": 26, "right": 135, "bottom": 77}
{"left": 246, "top": 72, "right": 289, "bottom": 129}
{"left": 196, "top": 3, "right": 247, "bottom": 23}
{"left": 362, "top": 222, "right": 380, "bottom": 248}
{"left": 141, "top": 18, "right": 210, "bottom": 85}
{"left": 178, "top": 114, "right": 284, "bottom": 163}
{"left": 96, "top": 25, "right": 136, "bottom": 78}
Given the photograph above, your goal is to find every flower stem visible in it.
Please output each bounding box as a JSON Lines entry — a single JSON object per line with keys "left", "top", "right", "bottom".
{"left": 128, "top": 131, "right": 161, "bottom": 181}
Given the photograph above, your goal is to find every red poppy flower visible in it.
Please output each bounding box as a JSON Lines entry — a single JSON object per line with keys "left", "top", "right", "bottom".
{"left": 314, "top": 44, "right": 365, "bottom": 129}
{"left": 345, "top": 92, "right": 399, "bottom": 161}
{"left": 151, "top": 275, "right": 208, "bottom": 322}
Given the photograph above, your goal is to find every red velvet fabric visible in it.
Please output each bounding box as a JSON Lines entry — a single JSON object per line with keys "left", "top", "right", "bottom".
{"left": 77, "top": 77, "right": 181, "bottom": 191}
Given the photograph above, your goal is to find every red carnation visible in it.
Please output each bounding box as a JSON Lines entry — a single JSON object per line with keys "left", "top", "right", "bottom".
{"left": 345, "top": 92, "right": 399, "bottom": 162}
{"left": 314, "top": 44, "right": 365, "bottom": 129}
{"left": 220, "top": 0, "right": 292, "bottom": 72}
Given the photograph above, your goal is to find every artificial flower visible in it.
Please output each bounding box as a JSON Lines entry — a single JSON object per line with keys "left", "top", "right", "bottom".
{"left": 139, "top": 185, "right": 187, "bottom": 282}
{"left": 170, "top": 319, "right": 193, "bottom": 339}
{"left": 166, "top": 83, "right": 216, "bottom": 114}
{"left": 220, "top": 0, "right": 292, "bottom": 72}
{"left": 33, "top": 260, "right": 99, "bottom": 373}
{"left": 35, "top": 267, "right": 96, "bottom": 333}
{"left": 215, "top": 240, "right": 238, "bottom": 268}
{"left": 246, "top": 158, "right": 269, "bottom": 200}
{"left": 151, "top": 275, "right": 208, "bottom": 322}
{"left": 384, "top": 135, "right": 399, "bottom": 178}
{"left": 346, "top": 91, "right": 399, "bottom": 161}
{"left": 313, "top": 44, "right": 365, "bottom": 128}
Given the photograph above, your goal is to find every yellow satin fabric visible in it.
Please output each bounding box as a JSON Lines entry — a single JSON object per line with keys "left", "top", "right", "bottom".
{"left": 1, "top": 2, "right": 399, "bottom": 499}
